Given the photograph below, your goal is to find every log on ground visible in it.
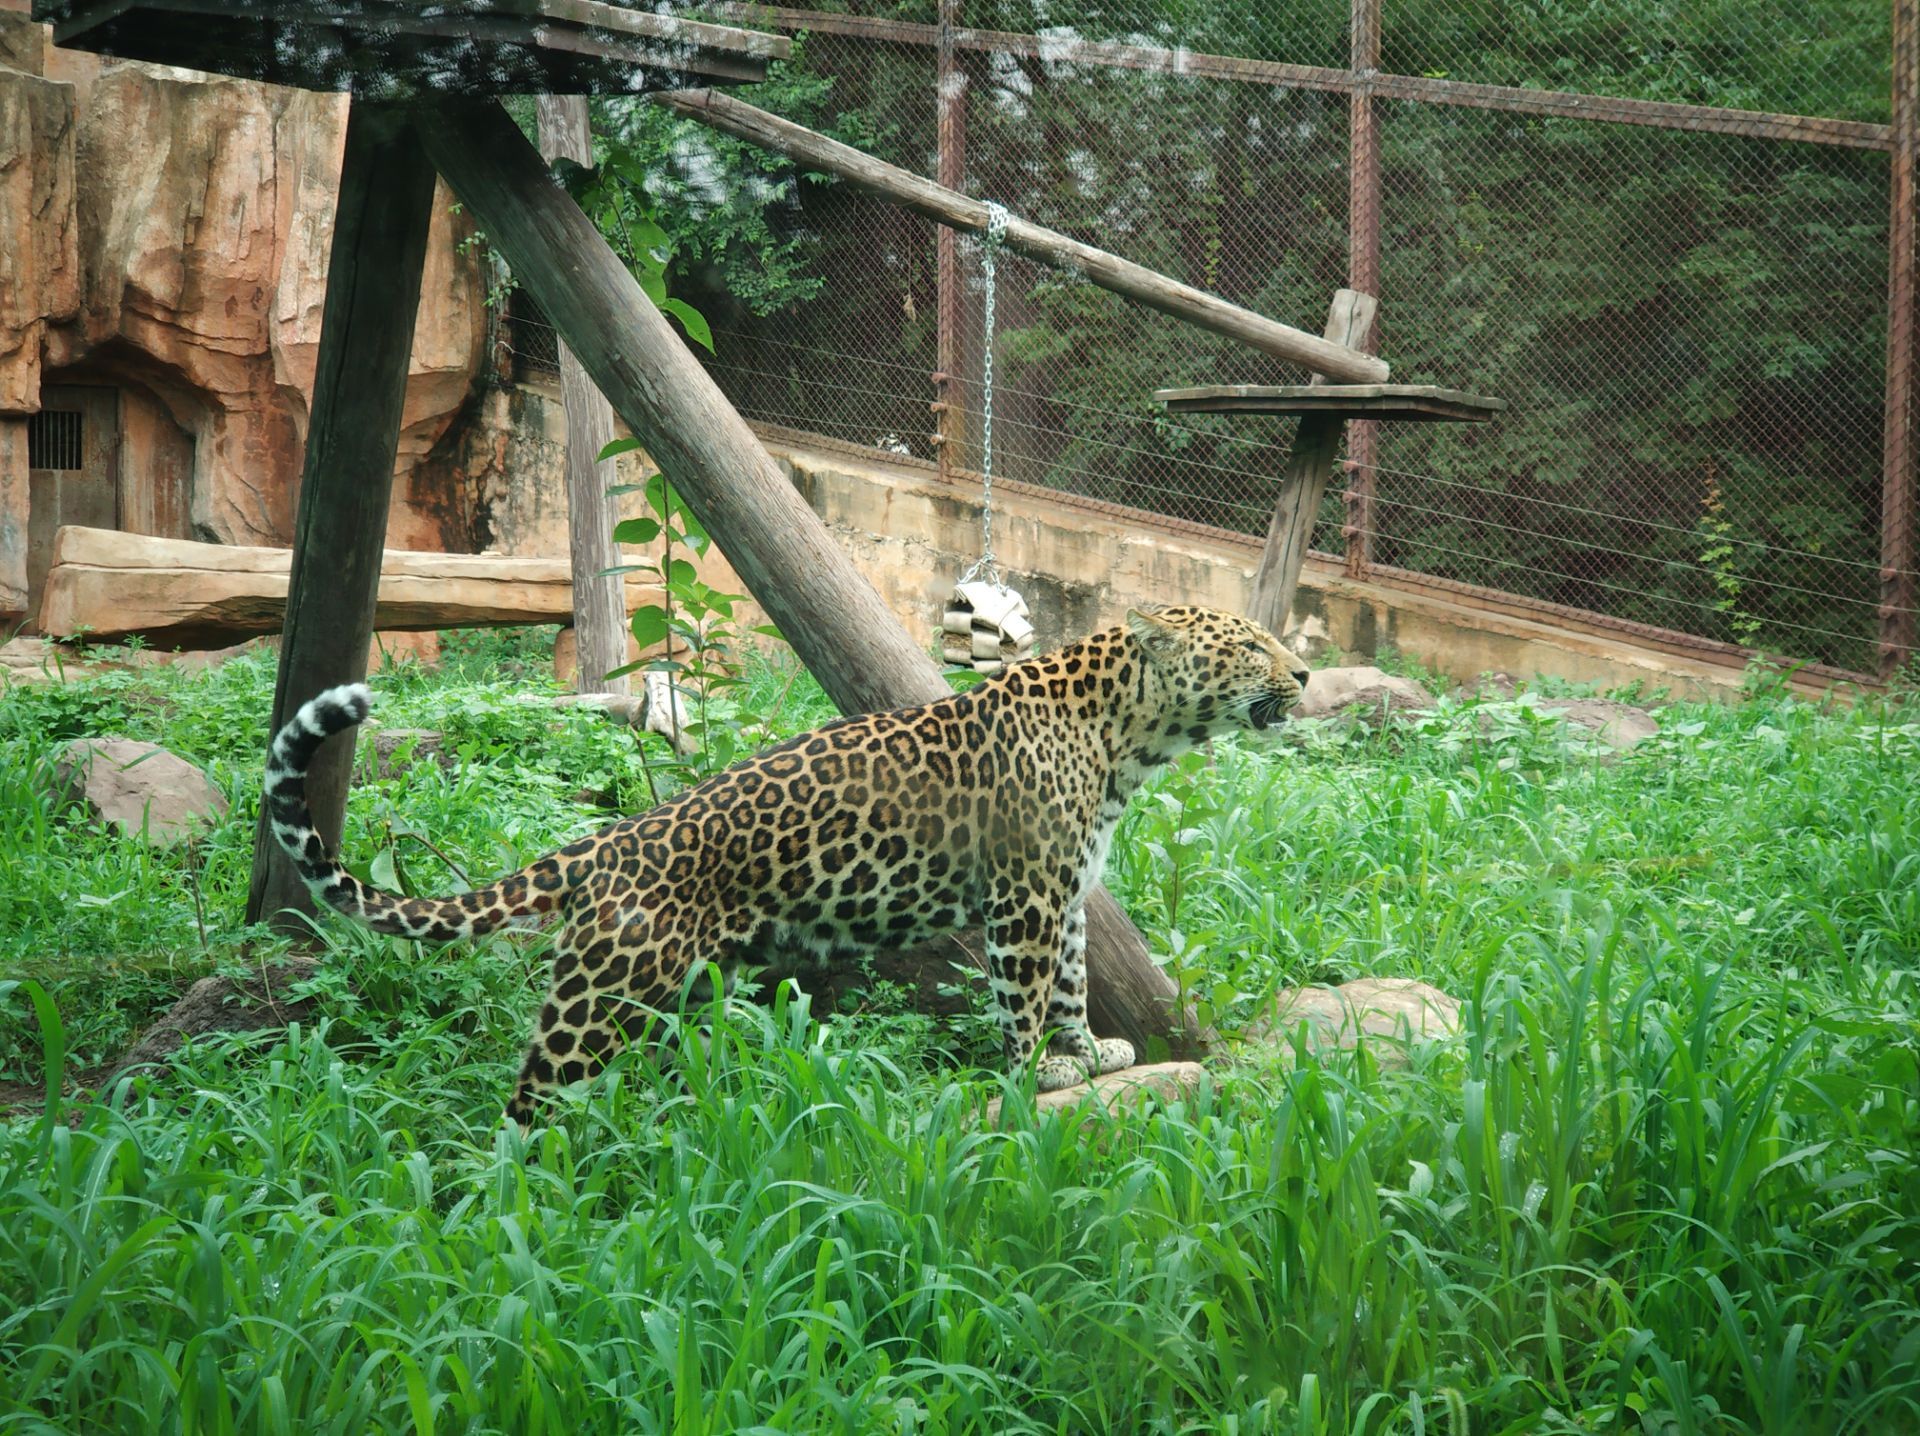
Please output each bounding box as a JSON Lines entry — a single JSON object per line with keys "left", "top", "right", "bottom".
{"left": 36, "top": 525, "right": 661, "bottom": 648}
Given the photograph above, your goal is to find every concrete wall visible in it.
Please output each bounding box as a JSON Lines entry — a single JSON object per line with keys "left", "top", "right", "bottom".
{"left": 753, "top": 425, "right": 1820, "bottom": 701}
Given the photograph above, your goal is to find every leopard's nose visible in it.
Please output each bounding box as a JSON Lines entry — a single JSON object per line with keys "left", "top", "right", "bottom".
{"left": 1293, "top": 668, "right": 1311, "bottom": 688}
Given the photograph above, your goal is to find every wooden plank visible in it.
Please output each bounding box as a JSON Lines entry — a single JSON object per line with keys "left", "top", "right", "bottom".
{"left": 1157, "top": 383, "right": 1505, "bottom": 422}
{"left": 409, "top": 97, "right": 1198, "bottom": 1060}
{"left": 654, "top": 88, "right": 1391, "bottom": 384}
{"left": 35, "top": 525, "right": 662, "bottom": 648}
{"left": 245, "top": 102, "right": 437, "bottom": 930}
{"left": 713, "top": 4, "right": 1894, "bottom": 153}
{"left": 39, "top": 0, "right": 785, "bottom": 93}
{"left": 537, "top": 94, "right": 630, "bottom": 698}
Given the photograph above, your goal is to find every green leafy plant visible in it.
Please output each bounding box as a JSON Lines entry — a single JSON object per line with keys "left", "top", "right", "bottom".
{"left": 600, "top": 441, "right": 782, "bottom": 784}
{"left": 554, "top": 154, "right": 712, "bottom": 352}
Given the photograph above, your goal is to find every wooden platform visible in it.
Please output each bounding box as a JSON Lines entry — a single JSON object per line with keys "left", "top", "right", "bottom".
{"left": 1155, "top": 383, "right": 1506, "bottom": 422}
{"left": 32, "top": 0, "right": 788, "bottom": 93}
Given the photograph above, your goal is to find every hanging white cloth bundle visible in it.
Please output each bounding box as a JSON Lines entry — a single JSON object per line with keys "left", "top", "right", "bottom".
{"left": 940, "top": 202, "right": 1036, "bottom": 676}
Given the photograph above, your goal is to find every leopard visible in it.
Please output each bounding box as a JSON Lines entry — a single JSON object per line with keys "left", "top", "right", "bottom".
{"left": 264, "top": 605, "right": 1310, "bottom": 1125}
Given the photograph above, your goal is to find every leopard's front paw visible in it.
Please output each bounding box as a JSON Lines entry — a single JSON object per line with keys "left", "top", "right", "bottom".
{"left": 1094, "top": 1037, "right": 1135, "bottom": 1075}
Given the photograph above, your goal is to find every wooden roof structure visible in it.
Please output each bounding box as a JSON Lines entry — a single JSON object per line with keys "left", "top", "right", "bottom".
{"left": 33, "top": 0, "right": 787, "bottom": 94}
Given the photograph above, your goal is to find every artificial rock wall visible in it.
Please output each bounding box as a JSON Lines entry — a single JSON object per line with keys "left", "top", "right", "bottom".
{"left": 0, "top": 8, "right": 489, "bottom": 620}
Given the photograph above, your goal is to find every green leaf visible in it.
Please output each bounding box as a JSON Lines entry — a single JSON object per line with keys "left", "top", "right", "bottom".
{"left": 637, "top": 267, "right": 667, "bottom": 305}
{"left": 659, "top": 296, "right": 714, "bottom": 352}
{"left": 597, "top": 437, "right": 646, "bottom": 463}
{"left": 612, "top": 516, "right": 663, "bottom": 546}
{"left": 631, "top": 218, "right": 671, "bottom": 260}
{"left": 630, "top": 605, "right": 670, "bottom": 651}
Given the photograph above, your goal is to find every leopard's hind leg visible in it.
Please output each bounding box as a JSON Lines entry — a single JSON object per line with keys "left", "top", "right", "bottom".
{"left": 502, "top": 912, "right": 700, "bottom": 1128}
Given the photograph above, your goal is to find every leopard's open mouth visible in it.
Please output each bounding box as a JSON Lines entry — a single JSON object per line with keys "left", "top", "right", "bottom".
{"left": 1249, "top": 694, "right": 1293, "bottom": 729}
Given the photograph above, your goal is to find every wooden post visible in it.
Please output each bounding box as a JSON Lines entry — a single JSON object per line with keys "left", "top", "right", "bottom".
{"left": 409, "top": 99, "right": 1197, "bottom": 1057}
{"left": 1247, "top": 290, "right": 1379, "bottom": 635}
{"left": 654, "top": 88, "right": 1391, "bottom": 383}
{"left": 1343, "top": 0, "right": 1383, "bottom": 581}
{"left": 933, "top": 0, "right": 965, "bottom": 481}
{"left": 536, "top": 95, "right": 629, "bottom": 697}
{"left": 1884, "top": 0, "right": 1917, "bottom": 679}
{"left": 246, "top": 103, "right": 438, "bottom": 927}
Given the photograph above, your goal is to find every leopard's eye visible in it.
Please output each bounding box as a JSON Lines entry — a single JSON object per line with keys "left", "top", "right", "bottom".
{"left": 1240, "top": 639, "right": 1267, "bottom": 654}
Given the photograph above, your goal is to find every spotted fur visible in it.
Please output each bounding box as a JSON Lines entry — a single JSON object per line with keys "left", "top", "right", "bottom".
{"left": 266, "top": 606, "right": 1309, "bottom": 1125}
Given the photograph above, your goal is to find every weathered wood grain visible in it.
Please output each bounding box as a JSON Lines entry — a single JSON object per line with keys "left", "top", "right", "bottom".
{"left": 36, "top": 525, "right": 661, "bottom": 647}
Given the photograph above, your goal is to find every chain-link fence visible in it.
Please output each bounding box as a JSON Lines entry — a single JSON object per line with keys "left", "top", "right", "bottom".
{"left": 616, "top": 0, "right": 1915, "bottom": 679}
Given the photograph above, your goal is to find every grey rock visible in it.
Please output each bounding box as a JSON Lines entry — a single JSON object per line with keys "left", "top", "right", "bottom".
{"left": 365, "top": 728, "right": 453, "bottom": 778}
{"left": 1534, "top": 698, "right": 1659, "bottom": 750}
{"left": 1245, "top": 977, "right": 1462, "bottom": 1069}
{"left": 52, "top": 738, "right": 227, "bottom": 844}
{"left": 1295, "top": 665, "right": 1436, "bottom": 726}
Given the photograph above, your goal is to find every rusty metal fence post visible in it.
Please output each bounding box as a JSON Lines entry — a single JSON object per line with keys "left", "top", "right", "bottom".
{"left": 1884, "top": 0, "right": 1917, "bottom": 679}
{"left": 1342, "top": 0, "right": 1382, "bottom": 581}
{"left": 933, "top": 0, "right": 965, "bottom": 481}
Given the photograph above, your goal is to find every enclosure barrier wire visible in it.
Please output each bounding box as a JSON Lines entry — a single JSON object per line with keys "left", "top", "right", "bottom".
{"left": 608, "top": 3, "right": 1916, "bottom": 678}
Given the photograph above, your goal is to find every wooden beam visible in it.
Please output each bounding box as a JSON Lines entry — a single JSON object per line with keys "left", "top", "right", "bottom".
{"left": 713, "top": 4, "right": 1894, "bottom": 152}
{"left": 1246, "top": 291, "right": 1378, "bottom": 636}
{"left": 36, "top": 525, "right": 662, "bottom": 648}
{"left": 408, "top": 98, "right": 1197, "bottom": 1059}
{"left": 245, "top": 102, "right": 438, "bottom": 930}
{"left": 653, "top": 87, "right": 1392, "bottom": 384}
{"left": 536, "top": 95, "right": 629, "bottom": 698}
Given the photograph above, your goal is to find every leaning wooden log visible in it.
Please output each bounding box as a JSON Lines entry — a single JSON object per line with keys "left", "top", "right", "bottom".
{"left": 652, "top": 87, "right": 1390, "bottom": 385}
{"left": 35, "top": 525, "right": 661, "bottom": 649}
{"left": 410, "top": 99, "right": 1201, "bottom": 1060}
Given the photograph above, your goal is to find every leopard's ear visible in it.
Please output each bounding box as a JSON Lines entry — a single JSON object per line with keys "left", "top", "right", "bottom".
{"left": 1126, "top": 608, "right": 1184, "bottom": 662}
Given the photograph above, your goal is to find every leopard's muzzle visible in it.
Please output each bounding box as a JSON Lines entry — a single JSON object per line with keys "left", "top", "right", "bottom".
{"left": 1249, "top": 692, "right": 1296, "bottom": 729}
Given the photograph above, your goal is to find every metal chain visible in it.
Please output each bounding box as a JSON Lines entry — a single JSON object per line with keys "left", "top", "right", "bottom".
{"left": 960, "top": 202, "right": 1011, "bottom": 590}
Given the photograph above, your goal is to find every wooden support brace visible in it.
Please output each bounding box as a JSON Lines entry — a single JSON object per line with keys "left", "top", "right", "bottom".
{"left": 536, "top": 94, "right": 629, "bottom": 698}
{"left": 654, "top": 87, "right": 1390, "bottom": 384}
{"left": 246, "top": 102, "right": 438, "bottom": 929}
{"left": 408, "top": 98, "right": 1198, "bottom": 1058}
{"left": 1246, "top": 290, "right": 1379, "bottom": 636}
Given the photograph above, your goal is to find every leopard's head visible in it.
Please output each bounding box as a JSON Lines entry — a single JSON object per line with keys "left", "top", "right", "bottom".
{"left": 1125, "top": 606, "right": 1310, "bottom": 734}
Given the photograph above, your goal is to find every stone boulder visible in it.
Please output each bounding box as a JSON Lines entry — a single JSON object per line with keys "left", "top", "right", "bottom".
{"left": 100, "top": 955, "right": 323, "bottom": 1096}
{"left": 363, "top": 727, "right": 453, "bottom": 780}
{"left": 1534, "top": 697, "right": 1659, "bottom": 751}
{"left": 983, "top": 1061, "right": 1209, "bottom": 1123}
{"left": 52, "top": 737, "right": 227, "bottom": 843}
{"left": 1295, "top": 665, "right": 1435, "bottom": 726}
{"left": 1244, "top": 977, "right": 1461, "bottom": 1069}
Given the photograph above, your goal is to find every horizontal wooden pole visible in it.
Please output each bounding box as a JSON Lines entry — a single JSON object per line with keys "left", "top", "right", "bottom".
{"left": 654, "top": 87, "right": 1392, "bottom": 383}
{"left": 715, "top": 4, "right": 1893, "bottom": 152}
{"left": 37, "top": 524, "right": 661, "bottom": 648}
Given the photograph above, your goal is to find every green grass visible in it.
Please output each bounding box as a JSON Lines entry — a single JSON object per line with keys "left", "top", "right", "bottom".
{"left": 2, "top": 639, "right": 1918, "bottom": 1432}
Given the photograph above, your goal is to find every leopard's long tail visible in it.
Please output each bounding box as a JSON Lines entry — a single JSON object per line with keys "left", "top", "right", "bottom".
{"left": 264, "top": 684, "right": 579, "bottom": 941}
